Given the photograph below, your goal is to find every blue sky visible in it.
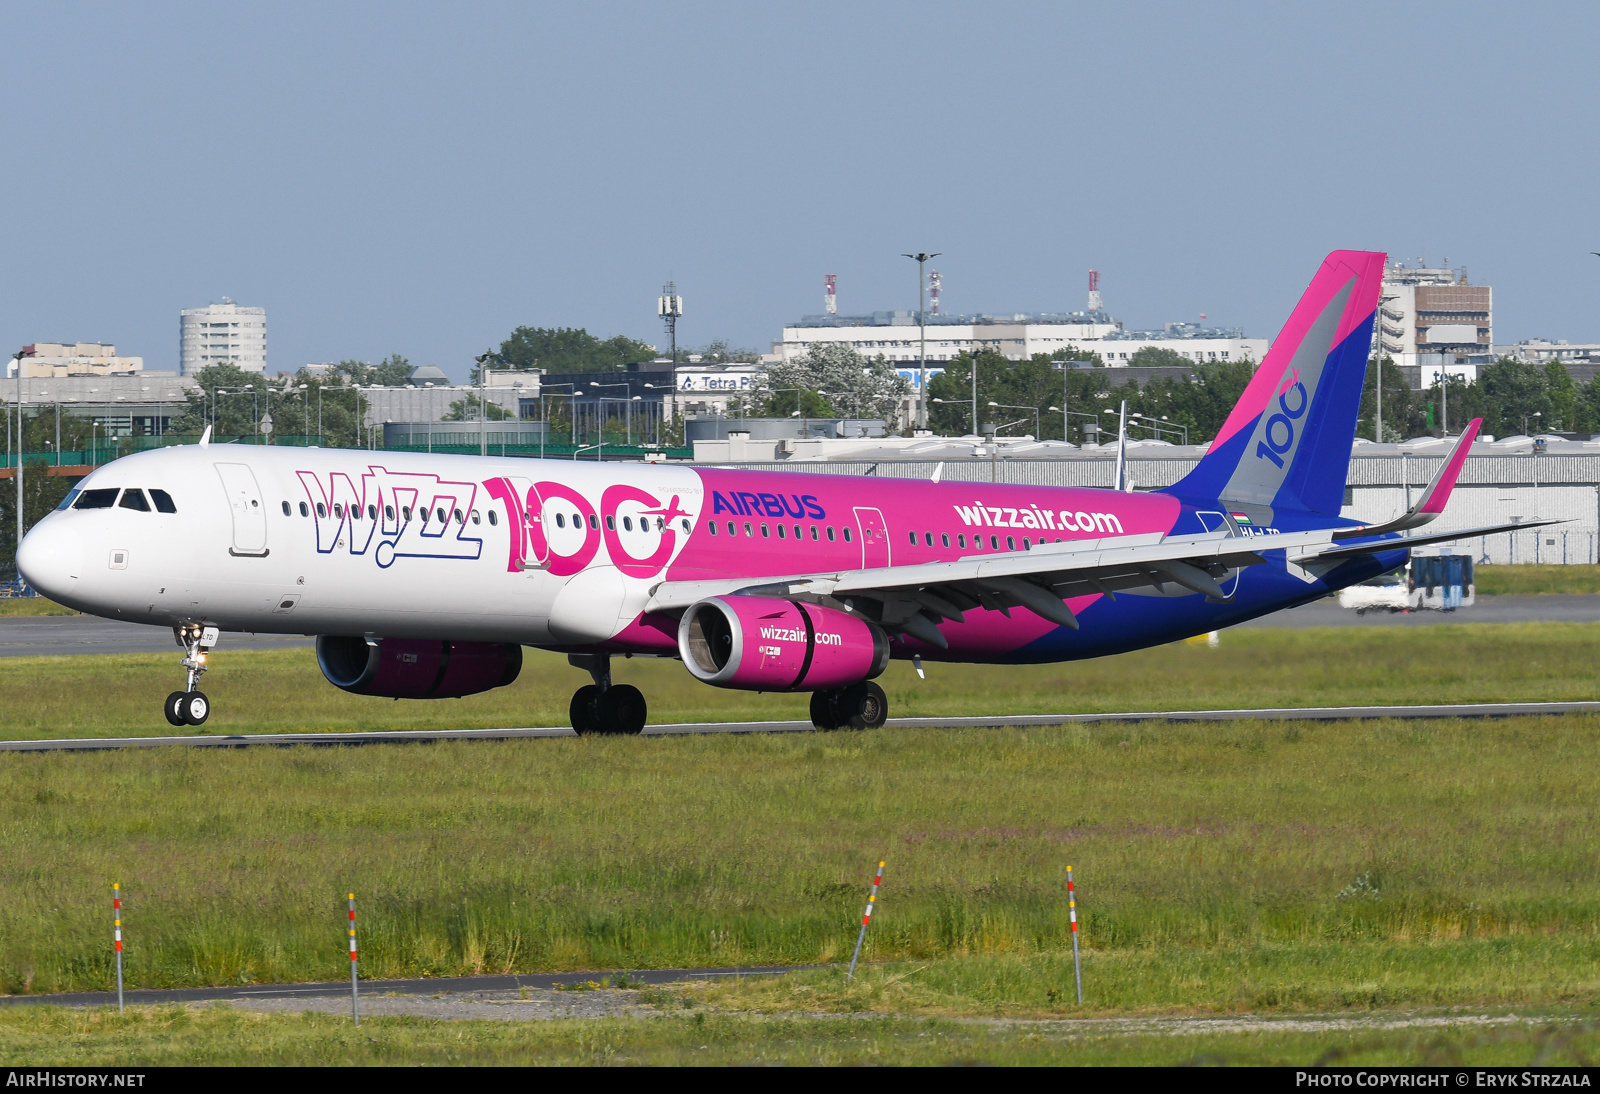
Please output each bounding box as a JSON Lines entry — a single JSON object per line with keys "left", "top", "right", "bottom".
{"left": 3, "top": 2, "right": 1597, "bottom": 380}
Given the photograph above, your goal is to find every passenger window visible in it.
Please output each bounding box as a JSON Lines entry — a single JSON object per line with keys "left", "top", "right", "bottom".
{"left": 420, "top": 507, "right": 429, "bottom": 523}
{"left": 471, "top": 510, "right": 481, "bottom": 525}
{"left": 74, "top": 488, "right": 119, "bottom": 509}
{"left": 709, "top": 521, "right": 718, "bottom": 535}
{"left": 826, "top": 527, "right": 836, "bottom": 542}
{"left": 681, "top": 519, "right": 690, "bottom": 533}
{"left": 794, "top": 525, "right": 801, "bottom": 539}
{"left": 385, "top": 504, "right": 395, "bottom": 520}
{"left": 941, "top": 533, "right": 950, "bottom": 548}
{"left": 588, "top": 514, "right": 599, "bottom": 529}
{"left": 316, "top": 502, "right": 327, "bottom": 518}
{"left": 843, "top": 527, "right": 853, "bottom": 543}
{"left": 760, "top": 523, "right": 769, "bottom": 538}
{"left": 281, "top": 501, "right": 291, "bottom": 516}
{"left": 370, "top": 505, "right": 379, "bottom": 521}
{"left": 1007, "top": 536, "right": 1016, "bottom": 550}
{"left": 726, "top": 521, "right": 735, "bottom": 535}
{"left": 957, "top": 534, "right": 966, "bottom": 548}
{"left": 1023, "top": 538, "right": 1031, "bottom": 550}
{"left": 487, "top": 510, "right": 497, "bottom": 526}
{"left": 402, "top": 506, "right": 412, "bottom": 521}
{"left": 150, "top": 489, "right": 177, "bottom": 514}
{"left": 334, "top": 503, "right": 344, "bottom": 519}
{"left": 810, "top": 526, "right": 819, "bottom": 540}
{"left": 56, "top": 489, "right": 80, "bottom": 511}
{"left": 620, "top": 516, "right": 630, "bottom": 532}
{"left": 437, "top": 508, "right": 446, "bottom": 523}
{"left": 743, "top": 522, "right": 753, "bottom": 537}
{"left": 455, "top": 509, "right": 464, "bottom": 524}
{"left": 924, "top": 532, "right": 934, "bottom": 546}
{"left": 908, "top": 531, "right": 917, "bottom": 545}
{"left": 119, "top": 490, "right": 151, "bottom": 512}
{"left": 299, "top": 501, "right": 309, "bottom": 517}
{"left": 777, "top": 524, "right": 785, "bottom": 539}
{"left": 990, "top": 535, "right": 999, "bottom": 549}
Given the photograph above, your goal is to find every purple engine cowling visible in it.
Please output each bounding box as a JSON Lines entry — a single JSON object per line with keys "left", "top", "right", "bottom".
{"left": 678, "top": 596, "right": 889, "bottom": 692}
{"left": 316, "top": 635, "right": 523, "bottom": 699}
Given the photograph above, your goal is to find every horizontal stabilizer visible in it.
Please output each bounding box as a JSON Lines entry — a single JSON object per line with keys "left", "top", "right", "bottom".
{"left": 1315, "top": 517, "right": 1563, "bottom": 559}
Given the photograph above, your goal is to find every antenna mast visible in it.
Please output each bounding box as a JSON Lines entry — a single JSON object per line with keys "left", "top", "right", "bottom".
{"left": 1087, "top": 269, "right": 1102, "bottom": 314}
{"left": 928, "top": 269, "right": 942, "bottom": 316}
{"left": 824, "top": 273, "right": 837, "bottom": 316}
{"left": 657, "top": 281, "right": 683, "bottom": 364}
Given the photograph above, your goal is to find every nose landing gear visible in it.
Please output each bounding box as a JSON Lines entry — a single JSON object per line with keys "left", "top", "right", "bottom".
{"left": 809, "top": 681, "right": 888, "bottom": 731}
{"left": 165, "top": 623, "right": 218, "bottom": 728}
{"left": 567, "top": 653, "right": 647, "bottom": 736}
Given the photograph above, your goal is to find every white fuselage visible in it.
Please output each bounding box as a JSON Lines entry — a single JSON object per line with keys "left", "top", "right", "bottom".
{"left": 18, "top": 445, "right": 705, "bottom": 647}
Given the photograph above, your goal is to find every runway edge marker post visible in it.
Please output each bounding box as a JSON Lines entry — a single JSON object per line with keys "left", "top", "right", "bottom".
{"left": 112, "top": 883, "right": 124, "bottom": 1014}
{"left": 348, "top": 893, "right": 359, "bottom": 1026}
{"left": 1067, "top": 866, "right": 1082, "bottom": 1004}
{"left": 847, "top": 860, "right": 885, "bottom": 982}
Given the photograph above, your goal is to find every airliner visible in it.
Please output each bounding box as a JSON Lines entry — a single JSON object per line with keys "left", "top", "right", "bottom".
{"left": 16, "top": 251, "right": 1543, "bottom": 733}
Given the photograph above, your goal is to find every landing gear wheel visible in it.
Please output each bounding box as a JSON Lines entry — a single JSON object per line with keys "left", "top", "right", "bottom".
{"left": 181, "top": 691, "right": 210, "bottom": 727}
{"left": 164, "top": 692, "right": 188, "bottom": 727}
{"left": 597, "top": 684, "right": 647, "bottom": 736}
{"left": 841, "top": 681, "right": 887, "bottom": 730}
{"left": 809, "top": 690, "right": 840, "bottom": 731}
{"left": 570, "top": 684, "right": 601, "bottom": 736}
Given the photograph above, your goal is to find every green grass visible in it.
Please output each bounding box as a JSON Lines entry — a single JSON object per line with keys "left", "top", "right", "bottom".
{"left": 2, "top": 710, "right": 1598, "bottom": 1010}
{"left": 4, "top": 621, "right": 1600, "bottom": 740}
{"left": 1475, "top": 563, "right": 1600, "bottom": 596}
{"left": 0, "top": 597, "right": 75, "bottom": 617}
{"left": 1, "top": 1005, "right": 1596, "bottom": 1066}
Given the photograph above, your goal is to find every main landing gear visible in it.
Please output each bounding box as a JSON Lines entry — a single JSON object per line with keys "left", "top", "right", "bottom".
{"left": 567, "top": 653, "right": 647, "bottom": 736}
{"left": 809, "top": 681, "right": 888, "bottom": 731}
{"left": 165, "top": 623, "right": 218, "bottom": 728}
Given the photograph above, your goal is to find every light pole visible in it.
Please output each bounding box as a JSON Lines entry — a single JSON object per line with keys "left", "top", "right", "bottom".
{"left": 1524, "top": 411, "right": 1542, "bottom": 436}
{"left": 1128, "top": 412, "right": 1188, "bottom": 445}
{"left": 589, "top": 381, "right": 633, "bottom": 445}
{"left": 902, "top": 252, "right": 941, "bottom": 430}
{"left": 13, "top": 352, "right": 23, "bottom": 564}
{"left": 988, "top": 401, "right": 1040, "bottom": 439}
{"left": 543, "top": 387, "right": 578, "bottom": 449}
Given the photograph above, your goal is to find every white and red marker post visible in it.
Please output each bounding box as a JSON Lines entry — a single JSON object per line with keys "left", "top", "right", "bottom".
{"left": 1067, "top": 866, "right": 1082, "bottom": 1004}
{"left": 347, "top": 893, "right": 359, "bottom": 1026}
{"left": 112, "top": 883, "right": 124, "bottom": 1014}
{"left": 847, "top": 860, "right": 885, "bottom": 981}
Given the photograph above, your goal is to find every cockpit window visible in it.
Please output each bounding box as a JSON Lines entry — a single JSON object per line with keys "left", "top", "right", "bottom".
{"left": 149, "top": 489, "right": 177, "bottom": 513}
{"left": 56, "top": 490, "right": 80, "bottom": 511}
{"left": 74, "top": 489, "right": 119, "bottom": 510}
{"left": 118, "top": 489, "right": 151, "bottom": 512}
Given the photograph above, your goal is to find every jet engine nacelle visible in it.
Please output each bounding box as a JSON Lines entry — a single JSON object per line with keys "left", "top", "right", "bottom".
{"left": 316, "top": 635, "right": 523, "bottom": 699}
{"left": 678, "top": 596, "right": 888, "bottom": 692}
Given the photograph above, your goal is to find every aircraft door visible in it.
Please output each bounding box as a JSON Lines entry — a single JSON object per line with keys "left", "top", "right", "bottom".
{"left": 853, "top": 507, "right": 891, "bottom": 568}
{"left": 216, "top": 463, "right": 269, "bottom": 557}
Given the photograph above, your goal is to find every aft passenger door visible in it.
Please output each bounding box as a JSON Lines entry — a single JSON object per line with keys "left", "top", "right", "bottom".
{"left": 854, "top": 506, "right": 890, "bottom": 569}
{"left": 215, "top": 463, "right": 269, "bottom": 557}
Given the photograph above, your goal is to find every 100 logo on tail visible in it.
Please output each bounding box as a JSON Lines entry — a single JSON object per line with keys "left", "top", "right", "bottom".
{"left": 1254, "top": 371, "right": 1309, "bottom": 469}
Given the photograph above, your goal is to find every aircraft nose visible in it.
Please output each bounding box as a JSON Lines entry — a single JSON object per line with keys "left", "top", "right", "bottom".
{"left": 17, "top": 516, "right": 84, "bottom": 602}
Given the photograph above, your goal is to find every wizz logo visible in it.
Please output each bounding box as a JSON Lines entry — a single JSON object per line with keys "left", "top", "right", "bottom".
{"left": 297, "top": 466, "right": 482, "bottom": 569}
{"left": 1253, "top": 367, "right": 1309, "bottom": 469}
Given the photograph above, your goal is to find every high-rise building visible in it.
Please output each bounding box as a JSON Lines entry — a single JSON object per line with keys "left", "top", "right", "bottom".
{"left": 180, "top": 298, "right": 267, "bottom": 375}
{"left": 1377, "top": 261, "right": 1492, "bottom": 379}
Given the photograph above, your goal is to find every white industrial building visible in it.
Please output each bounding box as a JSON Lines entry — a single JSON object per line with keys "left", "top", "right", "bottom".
{"left": 7, "top": 343, "right": 143, "bottom": 379}
{"left": 180, "top": 299, "right": 268, "bottom": 375}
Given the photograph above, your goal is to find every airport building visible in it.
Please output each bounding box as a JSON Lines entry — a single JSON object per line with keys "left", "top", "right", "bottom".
{"left": 7, "top": 343, "right": 144, "bottom": 379}
{"left": 180, "top": 299, "right": 268, "bottom": 375}
{"left": 1, "top": 371, "right": 193, "bottom": 437}
{"left": 1378, "top": 261, "right": 1493, "bottom": 381}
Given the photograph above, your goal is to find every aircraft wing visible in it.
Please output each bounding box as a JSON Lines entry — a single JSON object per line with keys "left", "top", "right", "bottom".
{"left": 647, "top": 518, "right": 1560, "bottom": 648}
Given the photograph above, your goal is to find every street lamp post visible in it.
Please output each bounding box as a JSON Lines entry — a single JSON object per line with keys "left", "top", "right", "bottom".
{"left": 902, "top": 251, "right": 941, "bottom": 430}
{"left": 589, "top": 381, "right": 633, "bottom": 445}
{"left": 987, "top": 401, "right": 1040, "bottom": 439}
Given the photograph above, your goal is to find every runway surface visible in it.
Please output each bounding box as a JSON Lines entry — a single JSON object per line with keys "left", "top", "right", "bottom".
{"left": 0, "top": 965, "right": 819, "bottom": 1009}
{"left": 4, "top": 700, "right": 1597, "bottom": 753}
{"left": 1236, "top": 593, "right": 1600, "bottom": 627}
{"left": 1, "top": 594, "right": 1597, "bottom": 658}
{"left": 0, "top": 614, "right": 312, "bottom": 657}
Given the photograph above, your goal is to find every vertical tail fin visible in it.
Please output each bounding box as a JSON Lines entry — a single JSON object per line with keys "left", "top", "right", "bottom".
{"left": 1166, "top": 250, "right": 1385, "bottom": 518}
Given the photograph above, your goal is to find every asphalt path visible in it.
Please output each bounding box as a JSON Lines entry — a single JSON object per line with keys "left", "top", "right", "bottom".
{"left": 2, "top": 595, "right": 1597, "bottom": 658}
{"left": 0, "top": 965, "right": 821, "bottom": 1009}
{"left": 4, "top": 701, "right": 1598, "bottom": 753}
